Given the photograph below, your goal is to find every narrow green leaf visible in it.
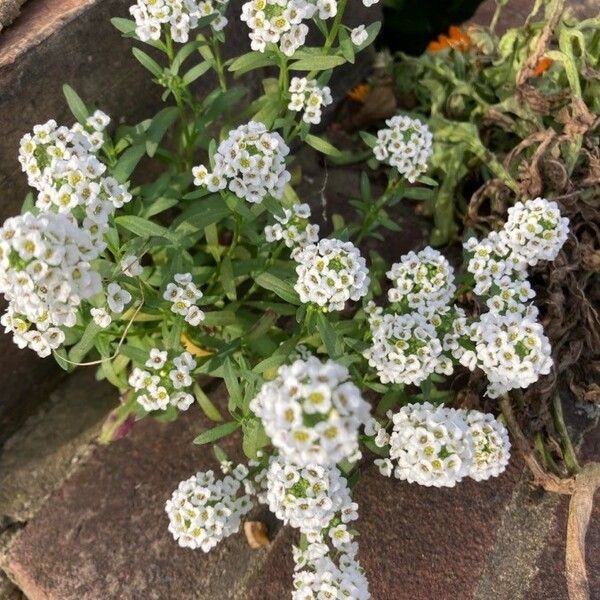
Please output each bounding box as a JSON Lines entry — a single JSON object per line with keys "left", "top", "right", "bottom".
{"left": 68, "top": 321, "right": 102, "bottom": 364}
{"left": 111, "top": 17, "right": 136, "bottom": 35}
{"left": 229, "top": 51, "right": 275, "bottom": 74}
{"left": 115, "top": 215, "right": 177, "bottom": 242}
{"left": 255, "top": 272, "right": 300, "bottom": 304}
{"left": 62, "top": 84, "right": 89, "bottom": 123}
{"left": 193, "top": 383, "right": 224, "bottom": 422}
{"left": 183, "top": 61, "right": 212, "bottom": 85}
{"left": 305, "top": 134, "right": 343, "bottom": 158}
{"left": 290, "top": 55, "right": 346, "bottom": 71}
{"left": 220, "top": 256, "right": 237, "bottom": 301}
{"left": 242, "top": 418, "right": 270, "bottom": 459}
{"left": 132, "top": 47, "right": 163, "bottom": 78}
{"left": 193, "top": 421, "right": 240, "bottom": 445}
{"left": 112, "top": 144, "right": 146, "bottom": 183}
{"left": 316, "top": 312, "right": 343, "bottom": 359}
{"left": 223, "top": 358, "right": 242, "bottom": 411}
{"left": 145, "top": 107, "right": 179, "bottom": 157}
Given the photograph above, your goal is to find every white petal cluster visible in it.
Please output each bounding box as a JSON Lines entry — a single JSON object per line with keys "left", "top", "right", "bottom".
{"left": 294, "top": 239, "right": 370, "bottom": 312}
{"left": 240, "top": 0, "right": 322, "bottom": 57}
{"left": 165, "top": 469, "right": 253, "bottom": 551}
{"left": 373, "top": 115, "right": 433, "bottom": 183}
{"left": 350, "top": 25, "right": 368, "bottom": 46}
{"left": 129, "top": 349, "right": 197, "bottom": 411}
{"left": 503, "top": 198, "right": 570, "bottom": 266}
{"left": 288, "top": 78, "right": 333, "bottom": 125}
{"left": 463, "top": 312, "right": 553, "bottom": 399}
{"left": 364, "top": 310, "right": 451, "bottom": 386}
{"left": 249, "top": 356, "right": 371, "bottom": 466}
{"left": 386, "top": 246, "right": 456, "bottom": 312}
{"left": 163, "top": 272, "right": 205, "bottom": 326}
{"left": 292, "top": 543, "right": 370, "bottom": 600}
{"left": 193, "top": 121, "right": 290, "bottom": 204}
{"left": 130, "top": 0, "right": 229, "bottom": 43}
{"left": 18, "top": 117, "right": 131, "bottom": 245}
{"left": 264, "top": 202, "right": 319, "bottom": 257}
{"left": 263, "top": 458, "right": 356, "bottom": 536}
{"left": 389, "top": 403, "right": 472, "bottom": 487}
{"left": 0, "top": 212, "right": 103, "bottom": 357}
{"left": 466, "top": 410, "right": 511, "bottom": 481}
{"left": 372, "top": 402, "right": 510, "bottom": 487}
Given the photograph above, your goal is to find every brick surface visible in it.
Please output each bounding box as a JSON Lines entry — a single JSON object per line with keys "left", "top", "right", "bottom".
{"left": 250, "top": 459, "right": 523, "bottom": 600}
{"left": 2, "top": 386, "right": 279, "bottom": 600}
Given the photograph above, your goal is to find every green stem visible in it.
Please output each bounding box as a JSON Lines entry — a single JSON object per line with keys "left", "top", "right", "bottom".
{"left": 355, "top": 177, "right": 401, "bottom": 244}
{"left": 211, "top": 35, "right": 227, "bottom": 91}
{"left": 552, "top": 392, "right": 581, "bottom": 474}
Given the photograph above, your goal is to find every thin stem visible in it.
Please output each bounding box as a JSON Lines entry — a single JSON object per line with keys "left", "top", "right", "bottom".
{"left": 355, "top": 177, "right": 401, "bottom": 244}
{"left": 211, "top": 35, "right": 227, "bottom": 91}
{"left": 552, "top": 392, "right": 581, "bottom": 474}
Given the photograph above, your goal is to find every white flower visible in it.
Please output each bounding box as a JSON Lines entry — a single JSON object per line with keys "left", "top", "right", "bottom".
{"left": 374, "top": 458, "right": 393, "bottom": 477}
{"left": 264, "top": 202, "right": 319, "bottom": 256}
{"left": 287, "top": 78, "right": 333, "bottom": 125}
{"left": 121, "top": 254, "right": 143, "bottom": 277}
{"left": 91, "top": 308, "right": 112, "bottom": 329}
{"left": 294, "top": 238, "right": 370, "bottom": 312}
{"left": 250, "top": 355, "right": 371, "bottom": 466}
{"left": 362, "top": 0, "right": 380, "bottom": 5}
{"left": 241, "top": 0, "right": 316, "bottom": 56}
{"left": 466, "top": 410, "right": 511, "bottom": 481}
{"left": 165, "top": 469, "right": 253, "bottom": 552}
{"left": 364, "top": 310, "right": 449, "bottom": 386}
{"left": 106, "top": 282, "right": 132, "bottom": 314}
{"left": 0, "top": 212, "right": 102, "bottom": 357}
{"left": 130, "top": 0, "right": 229, "bottom": 43}
{"left": 388, "top": 402, "right": 474, "bottom": 488}
{"left": 350, "top": 25, "right": 368, "bottom": 46}
{"left": 387, "top": 246, "right": 456, "bottom": 312}
{"left": 193, "top": 121, "right": 290, "bottom": 204}
{"left": 373, "top": 115, "right": 433, "bottom": 183}
{"left": 503, "top": 198, "right": 569, "bottom": 266}
{"left": 146, "top": 347, "right": 168, "bottom": 369}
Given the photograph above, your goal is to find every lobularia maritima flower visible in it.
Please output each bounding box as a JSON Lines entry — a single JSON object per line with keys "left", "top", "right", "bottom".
{"left": 0, "top": 212, "right": 103, "bottom": 357}
{"left": 294, "top": 238, "right": 370, "bottom": 312}
{"left": 192, "top": 121, "right": 290, "bottom": 204}
{"left": 364, "top": 307, "right": 453, "bottom": 386}
{"left": 130, "top": 0, "right": 229, "bottom": 43}
{"left": 163, "top": 272, "right": 206, "bottom": 326}
{"left": 373, "top": 115, "right": 433, "bottom": 183}
{"left": 241, "top": 0, "right": 322, "bottom": 57}
{"left": 264, "top": 202, "right": 319, "bottom": 257}
{"left": 287, "top": 78, "right": 333, "bottom": 125}
{"left": 249, "top": 356, "right": 371, "bottom": 466}
{"left": 165, "top": 468, "right": 253, "bottom": 551}
{"left": 466, "top": 410, "right": 511, "bottom": 481}
{"left": 262, "top": 457, "right": 357, "bottom": 536}
{"left": 18, "top": 117, "right": 131, "bottom": 249}
{"left": 350, "top": 25, "right": 368, "bottom": 46}
{"left": 369, "top": 402, "right": 511, "bottom": 487}
{"left": 386, "top": 246, "right": 456, "bottom": 312}
{"left": 129, "top": 348, "right": 198, "bottom": 411}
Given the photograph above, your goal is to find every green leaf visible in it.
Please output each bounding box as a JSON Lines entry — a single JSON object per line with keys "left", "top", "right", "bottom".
{"left": 290, "top": 55, "right": 346, "bottom": 71}
{"left": 111, "top": 17, "right": 136, "bottom": 35}
{"left": 316, "top": 312, "right": 343, "bottom": 359}
{"left": 183, "top": 61, "right": 212, "bottom": 85}
{"left": 68, "top": 321, "right": 102, "bottom": 364}
{"left": 112, "top": 144, "right": 146, "bottom": 183}
{"left": 305, "top": 134, "right": 343, "bottom": 158}
{"left": 115, "top": 215, "right": 177, "bottom": 242}
{"left": 353, "top": 21, "right": 382, "bottom": 51}
{"left": 255, "top": 272, "right": 300, "bottom": 304}
{"left": 62, "top": 84, "right": 89, "bottom": 123}
{"left": 193, "top": 421, "right": 240, "bottom": 445}
{"left": 220, "top": 256, "right": 237, "bottom": 301}
{"left": 229, "top": 51, "right": 275, "bottom": 75}
{"left": 242, "top": 418, "right": 270, "bottom": 459}
{"left": 193, "top": 383, "right": 224, "bottom": 422}
{"left": 223, "top": 358, "right": 242, "bottom": 411}
{"left": 132, "top": 47, "right": 163, "bottom": 78}
{"left": 145, "top": 107, "right": 179, "bottom": 157}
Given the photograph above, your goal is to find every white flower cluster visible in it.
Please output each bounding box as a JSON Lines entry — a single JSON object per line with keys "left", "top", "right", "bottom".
{"left": 249, "top": 356, "right": 371, "bottom": 466}
{"left": 386, "top": 246, "right": 456, "bottom": 312}
{"left": 18, "top": 117, "right": 131, "bottom": 246}
{"left": 264, "top": 203, "right": 319, "bottom": 257}
{"left": 363, "top": 309, "right": 453, "bottom": 386}
{"left": 193, "top": 121, "right": 290, "bottom": 204}
{"left": 288, "top": 78, "right": 333, "bottom": 125}
{"left": 373, "top": 115, "right": 433, "bottom": 183}
{"left": 241, "top": 0, "right": 322, "bottom": 57}
{"left": 462, "top": 313, "right": 553, "bottom": 399}
{"left": 0, "top": 212, "right": 103, "bottom": 357}
{"left": 292, "top": 543, "right": 370, "bottom": 600}
{"left": 165, "top": 468, "right": 253, "bottom": 551}
{"left": 294, "top": 239, "right": 370, "bottom": 312}
{"left": 163, "top": 272, "right": 205, "bottom": 326}
{"left": 263, "top": 458, "right": 356, "bottom": 536}
{"left": 370, "top": 402, "right": 510, "bottom": 487}
{"left": 130, "top": 0, "right": 228, "bottom": 43}
{"left": 129, "top": 349, "right": 198, "bottom": 411}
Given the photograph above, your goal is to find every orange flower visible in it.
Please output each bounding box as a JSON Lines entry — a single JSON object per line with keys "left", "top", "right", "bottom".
{"left": 533, "top": 56, "right": 554, "bottom": 77}
{"left": 427, "top": 26, "right": 471, "bottom": 53}
{"left": 347, "top": 83, "right": 371, "bottom": 103}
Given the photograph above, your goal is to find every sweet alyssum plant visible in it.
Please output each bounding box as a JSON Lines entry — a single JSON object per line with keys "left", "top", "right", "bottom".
{"left": 0, "top": 1, "right": 571, "bottom": 597}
